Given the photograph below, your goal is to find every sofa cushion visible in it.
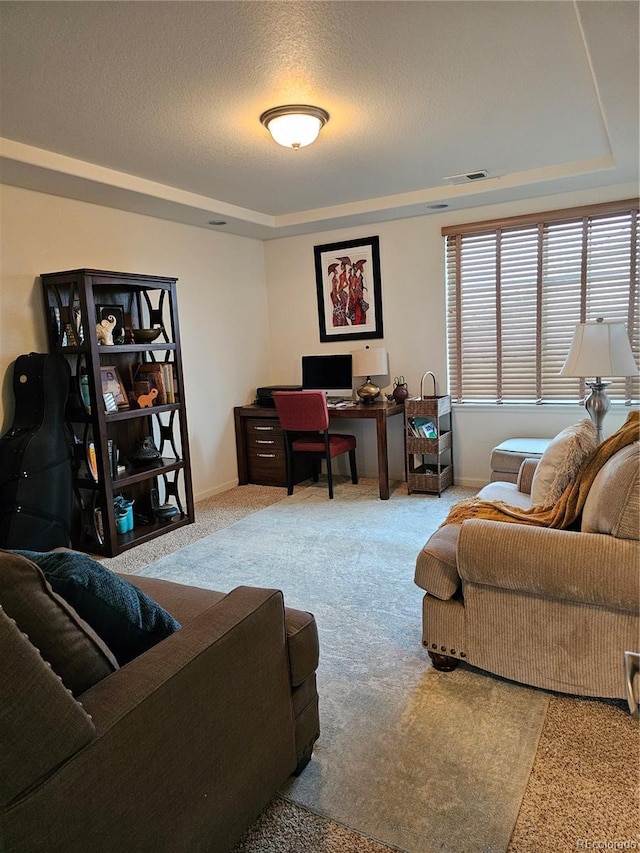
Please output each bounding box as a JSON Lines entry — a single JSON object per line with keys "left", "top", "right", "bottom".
{"left": 414, "top": 524, "right": 461, "bottom": 600}
{"left": 530, "top": 419, "right": 598, "bottom": 507}
{"left": 13, "top": 550, "right": 181, "bottom": 665}
{"left": 284, "top": 607, "right": 319, "bottom": 687}
{"left": 125, "top": 575, "right": 226, "bottom": 625}
{"left": 516, "top": 458, "right": 539, "bottom": 495}
{"left": 0, "top": 550, "right": 118, "bottom": 695}
{"left": 477, "top": 480, "right": 533, "bottom": 509}
{"left": 581, "top": 442, "right": 640, "bottom": 540}
{"left": 0, "top": 607, "right": 96, "bottom": 810}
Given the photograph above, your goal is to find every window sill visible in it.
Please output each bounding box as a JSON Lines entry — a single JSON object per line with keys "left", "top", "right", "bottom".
{"left": 451, "top": 401, "right": 635, "bottom": 414}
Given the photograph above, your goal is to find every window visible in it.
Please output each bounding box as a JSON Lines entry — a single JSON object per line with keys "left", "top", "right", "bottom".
{"left": 444, "top": 200, "right": 639, "bottom": 406}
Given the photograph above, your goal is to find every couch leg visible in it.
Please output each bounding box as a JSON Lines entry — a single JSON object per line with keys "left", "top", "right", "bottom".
{"left": 428, "top": 651, "right": 459, "bottom": 672}
{"left": 293, "top": 746, "right": 314, "bottom": 776}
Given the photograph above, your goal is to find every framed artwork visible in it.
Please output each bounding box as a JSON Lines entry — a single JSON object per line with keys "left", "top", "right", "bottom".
{"left": 314, "top": 236, "right": 383, "bottom": 342}
{"left": 100, "top": 365, "right": 128, "bottom": 409}
{"left": 96, "top": 304, "right": 125, "bottom": 344}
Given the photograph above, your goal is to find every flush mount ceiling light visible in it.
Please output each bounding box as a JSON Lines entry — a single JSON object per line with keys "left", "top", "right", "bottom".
{"left": 259, "top": 104, "right": 329, "bottom": 150}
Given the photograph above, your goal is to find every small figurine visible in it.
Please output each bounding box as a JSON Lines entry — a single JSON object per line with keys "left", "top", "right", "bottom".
{"left": 96, "top": 315, "right": 117, "bottom": 346}
{"left": 136, "top": 387, "right": 158, "bottom": 408}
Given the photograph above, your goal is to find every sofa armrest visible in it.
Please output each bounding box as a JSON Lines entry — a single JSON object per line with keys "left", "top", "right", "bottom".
{"left": 516, "top": 458, "right": 539, "bottom": 494}
{"left": 457, "top": 519, "right": 639, "bottom": 612}
{"left": 79, "top": 585, "right": 294, "bottom": 732}
{"left": 1, "top": 586, "right": 299, "bottom": 853}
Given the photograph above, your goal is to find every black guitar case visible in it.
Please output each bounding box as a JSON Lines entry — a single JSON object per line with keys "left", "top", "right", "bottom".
{"left": 0, "top": 353, "right": 73, "bottom": 550}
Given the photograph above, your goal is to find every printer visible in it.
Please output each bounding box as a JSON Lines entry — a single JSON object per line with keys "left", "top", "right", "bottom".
{"left": 254, "top": 385, "right": 302, "bottom": 407}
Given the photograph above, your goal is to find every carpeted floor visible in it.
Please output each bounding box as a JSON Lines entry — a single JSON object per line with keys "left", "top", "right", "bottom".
{"left": 130, "top": 479, "right": 549, "bottom": 852}
{"left": 235, "top": 796, "right": 406, "bottom": 853}
{"left": 103, "top": 480, "right": 639, "bottom": 853}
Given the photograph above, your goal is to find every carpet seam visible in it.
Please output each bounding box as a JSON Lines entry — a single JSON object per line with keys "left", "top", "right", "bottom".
{"left": 275, "top": 793, "right": 409, "bottom": 853}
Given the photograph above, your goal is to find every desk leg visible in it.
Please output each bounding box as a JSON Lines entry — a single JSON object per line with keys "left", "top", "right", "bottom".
{"left": 234, "top": 408, "right": 249, "bottom": 485}
{"left": 375, "top": 412, "right": 390, "bottom": 500}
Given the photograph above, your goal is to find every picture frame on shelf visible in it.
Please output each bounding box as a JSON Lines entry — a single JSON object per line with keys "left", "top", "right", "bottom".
{"left": 96, "top": 304, "right": 125, "bottom": 344}
{"left": 103, "top": 392, "right": 118, "bottom": 413}
{"left": 100, "top": 365, "right": 128, "bottom": 409}
{"left": 313, "top": 235, "right": 383, "bottom": 342}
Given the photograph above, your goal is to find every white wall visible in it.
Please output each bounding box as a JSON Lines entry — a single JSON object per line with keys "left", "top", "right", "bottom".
{"left": 0, "top": 184, "right": 270, "bottom": 500}
{"left": 265, "top": 183, "right": 637, "bottom": 487}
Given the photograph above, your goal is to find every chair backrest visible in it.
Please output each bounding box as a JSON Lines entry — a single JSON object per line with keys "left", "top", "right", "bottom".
{"left": 273, "top": 391, "right": 329, "bottom": 432}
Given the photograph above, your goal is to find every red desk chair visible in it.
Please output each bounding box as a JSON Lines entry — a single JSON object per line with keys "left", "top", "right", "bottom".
{"left": 273, "top": 391, "right": 358, "bottom": 499}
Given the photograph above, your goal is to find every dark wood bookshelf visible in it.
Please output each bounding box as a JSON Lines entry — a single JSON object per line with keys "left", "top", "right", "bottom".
{"left": 41, "top": 268, "right": 194, "bottom": 556}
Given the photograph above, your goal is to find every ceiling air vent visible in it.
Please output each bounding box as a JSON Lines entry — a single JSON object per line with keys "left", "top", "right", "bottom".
{"left": 443, "top": 169, "right": 489, "bottom": 185}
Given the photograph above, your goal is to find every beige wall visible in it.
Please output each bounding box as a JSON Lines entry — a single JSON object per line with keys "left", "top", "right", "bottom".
{"left": 0, "top": 184, "right": 269, "bottom": 500}
{"left": 265, "top": 182, "right": 637, "bottom": 486}
{"left": 1, "top": 181, "right": 636, "bottom": 500}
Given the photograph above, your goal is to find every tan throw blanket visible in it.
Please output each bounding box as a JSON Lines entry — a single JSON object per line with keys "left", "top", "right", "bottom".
{"left": 445, "top": 410, "right": 640, "bottom": 530}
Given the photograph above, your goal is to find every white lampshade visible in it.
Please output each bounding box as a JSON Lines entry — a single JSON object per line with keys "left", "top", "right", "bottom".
{"left": 260, "top": 105, "right": 329, "bottom": 150}
{"left": 351, "top": 347, "right": 388, "bottom": 378}
{"left": 559, "top": 319, "right": 638, "bottom": 378}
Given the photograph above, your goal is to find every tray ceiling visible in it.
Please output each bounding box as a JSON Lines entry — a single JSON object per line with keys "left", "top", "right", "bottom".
{"left": 0, "top": 1, "right": 637, "bottom": 239}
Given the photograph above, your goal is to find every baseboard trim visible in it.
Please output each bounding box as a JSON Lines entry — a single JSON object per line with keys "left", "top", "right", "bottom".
{"left": 454, "top": 477, "right": 487, "bottom": 490}
{"left": 194, "top": 478, "right": 240, "bottom": 502}
{"left": 196, "top": 477, "right": 486, "bottom": 502}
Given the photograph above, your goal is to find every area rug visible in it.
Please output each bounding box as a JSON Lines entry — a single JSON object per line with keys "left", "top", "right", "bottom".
{"left": 135, "top": 480, "right": 550, "bottom": 853}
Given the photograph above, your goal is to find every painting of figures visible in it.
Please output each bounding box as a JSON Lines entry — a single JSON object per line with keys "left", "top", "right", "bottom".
{"left": 314, "top": 236, "right": 383, "bottom": 342}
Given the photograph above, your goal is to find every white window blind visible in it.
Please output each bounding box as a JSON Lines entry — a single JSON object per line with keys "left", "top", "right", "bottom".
{"left": 444, "top": 200, "right": 639, "bottom": 405}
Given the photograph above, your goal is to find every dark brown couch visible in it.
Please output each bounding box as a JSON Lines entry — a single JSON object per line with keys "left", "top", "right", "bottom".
{"left": 0, "top": 553, "right": 319, "bottom": 853}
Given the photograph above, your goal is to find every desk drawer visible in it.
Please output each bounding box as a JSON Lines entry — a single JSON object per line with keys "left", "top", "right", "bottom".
{"left": 248, "top": 448, "right": 286, "bottom": 485}
{"left": 246, "top": 420, "right": 282, "bottom": 439}
{"left": 247, "top": 448, "right": 312, "bottom": 486}
{"left": 238, "top": 415, "right": 313, "bottom": 487}
{"left": 247, "top": 434, "right": 281, "bottom": 452}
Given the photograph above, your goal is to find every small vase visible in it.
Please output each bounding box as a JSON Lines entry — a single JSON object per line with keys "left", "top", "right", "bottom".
{"left": 392, "top": 383, "right": 409, "bottom": 403}
{"left": 129, "top": 435, "right": 161, "bottom": 468}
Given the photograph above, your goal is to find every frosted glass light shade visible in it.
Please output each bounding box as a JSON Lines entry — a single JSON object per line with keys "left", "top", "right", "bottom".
{"left": 560, "top": 320, "right": 638, "bottom": 378}
{"left": 351, "top": 347, "right": 388, "bottom": 378}
{"left": 260, "top": 105, "right": 329, "bottom": 149}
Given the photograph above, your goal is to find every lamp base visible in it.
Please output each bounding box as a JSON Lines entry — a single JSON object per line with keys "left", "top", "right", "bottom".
{"left": 584, "top": 379, "right": 610, "bottom": 443}
{"left": 356, "top": 377, "right": 381, "bottom": 403}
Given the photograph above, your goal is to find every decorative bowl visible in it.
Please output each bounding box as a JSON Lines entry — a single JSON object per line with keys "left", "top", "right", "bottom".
{"left": 133, "top": 328, "right": 161, "bottom": 344}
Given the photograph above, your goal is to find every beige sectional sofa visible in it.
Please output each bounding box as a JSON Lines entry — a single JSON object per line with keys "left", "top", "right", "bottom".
{"left": 415, "top": 428, "right": 639, "bottom": 699}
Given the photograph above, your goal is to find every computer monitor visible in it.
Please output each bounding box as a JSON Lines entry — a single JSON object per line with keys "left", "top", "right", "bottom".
{"left": 301, "top": 354, "right": 353, "bottom": 399}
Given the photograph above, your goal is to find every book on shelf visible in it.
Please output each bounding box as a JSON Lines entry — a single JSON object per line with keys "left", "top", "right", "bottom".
{"left": 160, "top": 362, "right": 175, "bottom": 403}
{"left": 87, "top": 442, "right": 98, "bottom": 482}
{"left": 133, "top": 363, "right": 167, "bottom": 405}
{"left": 107, "top": 440, "right": 118, "bottom": 479}
{"left": 87, "top": 440, "right": 118, "bottom": 482}
{"left": 407, "top": 417, "right": 438, "bottom": 439}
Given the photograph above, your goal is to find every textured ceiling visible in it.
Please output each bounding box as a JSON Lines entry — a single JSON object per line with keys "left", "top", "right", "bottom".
{"left": 0, "top": 1, "right": 638, "bottom": 239}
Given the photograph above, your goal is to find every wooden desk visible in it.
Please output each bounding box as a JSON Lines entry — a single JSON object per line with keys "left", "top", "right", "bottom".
{"left": 327, "top": 400, "right": 404, "bottom": 499}
{"left": 234, "top": 400, "right": 404, "bottom": 500}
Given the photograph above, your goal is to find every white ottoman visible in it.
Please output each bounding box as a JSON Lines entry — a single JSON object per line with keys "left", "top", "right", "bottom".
{"left": 490, "top": 437, "right": 551, "bottom": 483}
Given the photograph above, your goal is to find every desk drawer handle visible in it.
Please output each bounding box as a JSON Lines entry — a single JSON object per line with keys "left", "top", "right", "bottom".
{"left": 257, "top": 453, "right": 276, "bottom": 458}
{"left": 256, "top": 439, "right": 275, "bottom": 445}
{"left": 254, "top": 426, "right": 275, "bottom": 431}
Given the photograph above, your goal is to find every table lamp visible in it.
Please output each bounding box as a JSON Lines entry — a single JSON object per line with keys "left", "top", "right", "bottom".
{"left": 351, "top": 346, "right": 388, "bottom": 403}
{"left": 559, "top": 318, "right": 638, "bottom": 441}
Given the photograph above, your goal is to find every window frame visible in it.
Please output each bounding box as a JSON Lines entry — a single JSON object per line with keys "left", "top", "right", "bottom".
{"left": 443, "top": 199, "right": 639, "bottom": 407}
